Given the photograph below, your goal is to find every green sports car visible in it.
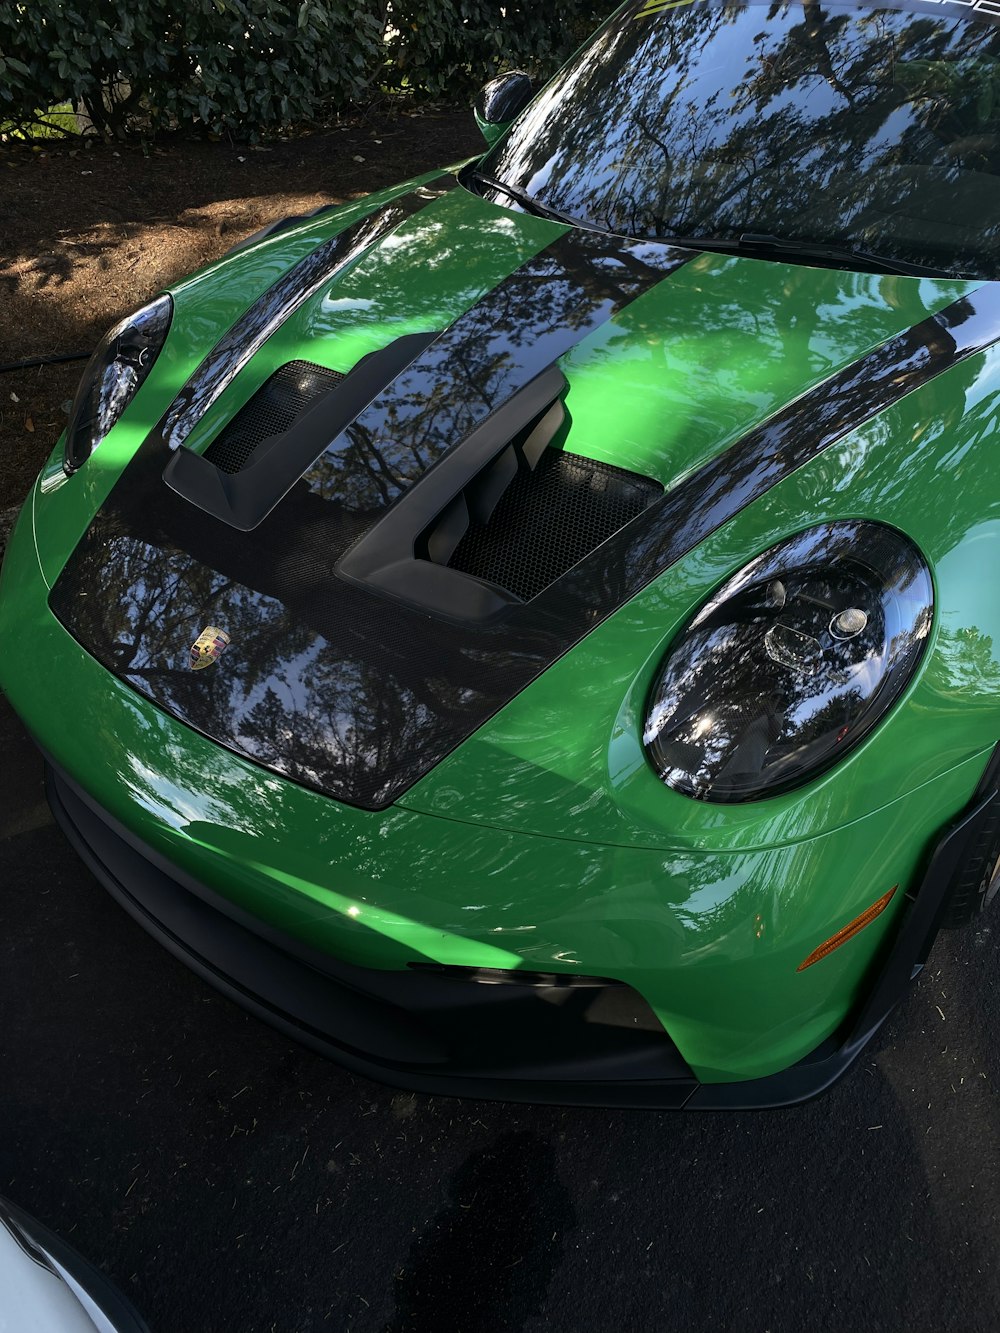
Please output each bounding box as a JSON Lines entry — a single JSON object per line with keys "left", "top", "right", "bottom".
{"left": 5, "top": 0, "right": 1000, "bottom": 1108}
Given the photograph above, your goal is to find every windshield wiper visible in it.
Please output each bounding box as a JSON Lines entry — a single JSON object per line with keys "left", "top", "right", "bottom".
{"left": 646, "top": 230, "right": 955, "bottom": 277}
{"left": 462, "top": 188, "right": 962, "bottom": 276}
{"left": 465, "top": 169, "right": 582, "bottom": 227}
{"left": 735, "top": 232, "right": 952, "bottom": 277}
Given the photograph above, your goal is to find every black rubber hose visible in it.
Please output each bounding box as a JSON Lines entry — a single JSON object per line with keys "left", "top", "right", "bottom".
{"left": 0, "top": 351, "right": 92, "bottom": 375}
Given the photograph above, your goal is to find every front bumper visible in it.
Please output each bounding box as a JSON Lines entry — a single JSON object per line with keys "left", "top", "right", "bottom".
{"left": 4, "top": 474, "right": 997, "bottom": 1103}
{"left": 45, "top": 754, "right": 999, "bottom": 1110}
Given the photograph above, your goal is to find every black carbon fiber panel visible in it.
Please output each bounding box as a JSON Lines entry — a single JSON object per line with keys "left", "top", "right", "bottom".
{"left": 203, "top": 362, "right": 346, "bottom": 475}
{"left": 448, "top": 450, "right": 663, "bottom": 601}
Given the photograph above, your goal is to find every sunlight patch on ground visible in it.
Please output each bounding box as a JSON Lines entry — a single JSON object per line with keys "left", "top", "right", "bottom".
{"left": 0, "top": 191, "right": 345, "bottom": 359}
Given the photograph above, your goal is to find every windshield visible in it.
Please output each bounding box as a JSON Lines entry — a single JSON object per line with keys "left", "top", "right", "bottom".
{"left": 480, "top": 0, "right": 1000, "bottom": 279}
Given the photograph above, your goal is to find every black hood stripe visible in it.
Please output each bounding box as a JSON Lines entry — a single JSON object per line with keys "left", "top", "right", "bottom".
{"left": 160, "top": 176, "right": 458, "bottom": 455}
{"left": 297, "top": 227, "right": 694, "bottom": 519}
{"left": 161, "top": 222, "right": 694, "bottom": 532}
{"left": 547, "top": 287, "right": 1000, "bottom": 631}
{"left": 50, "top": 202, "right": 695, "bottom": 809}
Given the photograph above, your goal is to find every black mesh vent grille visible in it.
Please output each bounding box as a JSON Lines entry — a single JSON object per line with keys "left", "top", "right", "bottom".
{"left": 203, "top": 361, "right": 346, "bottom": 475}
{"left": 448, "top": 450, "right": 663, "bottom": 602}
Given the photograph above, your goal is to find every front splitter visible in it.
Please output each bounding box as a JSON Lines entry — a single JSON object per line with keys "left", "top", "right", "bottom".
{"left": 44, "top": 754, "right": 996, "bottom": 1110}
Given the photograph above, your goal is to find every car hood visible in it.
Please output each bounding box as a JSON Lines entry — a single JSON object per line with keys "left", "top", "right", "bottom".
{"left": 48, "top": 175, "right": 991, "bottom": 810}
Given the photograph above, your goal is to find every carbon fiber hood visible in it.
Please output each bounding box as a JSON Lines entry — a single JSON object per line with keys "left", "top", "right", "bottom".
{"left": 48, "top": 178, "right": 999, "bottom": 809}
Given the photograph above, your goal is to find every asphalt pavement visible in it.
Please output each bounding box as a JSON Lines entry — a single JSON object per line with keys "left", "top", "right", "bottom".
{"left": 2, "top": 690, "right": 999, "bottom": 1332}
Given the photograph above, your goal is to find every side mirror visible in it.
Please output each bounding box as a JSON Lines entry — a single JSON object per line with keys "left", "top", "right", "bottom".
{"left": 474, "top": 72, "right": 535, "bottom": 147}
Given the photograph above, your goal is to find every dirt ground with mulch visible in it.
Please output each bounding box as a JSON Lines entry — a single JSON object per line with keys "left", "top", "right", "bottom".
{"left": 0, "top": 109, "right": 483, "bottom": 541}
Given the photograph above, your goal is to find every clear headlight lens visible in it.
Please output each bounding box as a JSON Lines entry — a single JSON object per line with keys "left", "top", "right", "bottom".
{"left": 63, "top": 293, "right": 172, "bottom": 473}
{"left": 642, "top": 521, "right": 933, "bottom": 802}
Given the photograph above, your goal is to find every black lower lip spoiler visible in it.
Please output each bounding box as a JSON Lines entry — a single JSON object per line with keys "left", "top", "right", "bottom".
{"left": 42, "top": 750, "right": 1000, "bottom": 1111}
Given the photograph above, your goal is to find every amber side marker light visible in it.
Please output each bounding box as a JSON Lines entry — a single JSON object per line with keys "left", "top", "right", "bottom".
{"left": 796, "top": 886, "right": 898, "bottom": 972}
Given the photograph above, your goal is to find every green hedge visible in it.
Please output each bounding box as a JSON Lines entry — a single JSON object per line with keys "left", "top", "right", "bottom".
{"left": 386, "top": 1, "right": 606, "bottom": 98}
{"left": 0, "top": 1, "right": 608, "bottom": 140}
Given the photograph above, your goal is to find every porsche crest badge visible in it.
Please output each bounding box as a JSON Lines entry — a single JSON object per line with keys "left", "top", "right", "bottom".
{"left": 190, "top": 626, "right": 231, "bottom": 671}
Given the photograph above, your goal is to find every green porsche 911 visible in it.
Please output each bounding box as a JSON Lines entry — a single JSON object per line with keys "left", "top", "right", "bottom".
{"left": 4, "top": 0, "right": 1000, "bottom": 1107}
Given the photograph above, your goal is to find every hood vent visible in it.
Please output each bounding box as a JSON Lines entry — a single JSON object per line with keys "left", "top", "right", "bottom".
{"left": 447, "top": 449, "right": 662, "bottom": 603}
{"left": 336, "top": 365, "right": 659, "bottom": 618}
{"left": 162, "top": 331, "right": 438, "bottom": 532}
{"left": 190, "top": 352, "right": 662, "bottom": 612}
{"left": 203, "top": 361, "right": 346, "bottom": 476}
{"left": 50, "top": 221, "right": 699, "bottom": 810}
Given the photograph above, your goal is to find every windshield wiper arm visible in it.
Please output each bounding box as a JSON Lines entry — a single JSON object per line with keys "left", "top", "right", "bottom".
{"left": 646, "top": 229, "right": 955, "bottom": 276}
{"left": 462, "top": 191, "right": 961, "bottom": 276}
{"left": 735, "top": 232, "right": 951, "bottom": 277}
{"left": 465, "top": 169, "right": 582, "bottom": 227}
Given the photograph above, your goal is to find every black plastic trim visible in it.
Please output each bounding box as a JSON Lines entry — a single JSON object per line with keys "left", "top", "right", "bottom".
{"left": 42, "top": 746, "right": 1000, "bottom": 1110}
{"left": 202, "top": 360, "right": 347, "bottom": 475}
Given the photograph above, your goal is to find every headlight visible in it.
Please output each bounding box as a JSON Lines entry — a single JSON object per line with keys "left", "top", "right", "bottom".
{"left": 63, "top": 293, "right": 172, "bottom": 474}
{"left": 642, "top": 521, "right": 933, "bottom": 802}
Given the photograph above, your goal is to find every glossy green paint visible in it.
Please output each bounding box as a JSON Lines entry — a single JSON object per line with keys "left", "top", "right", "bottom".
{"left": 474, "top": 107, "right": 512, "bottom": 147}
{"left": 0, "top": 507, "right": 987, "bottom": 1079}
{"left": 556, "top": 260, "right": 974, "bottom": 485}
{"left": 32, "top": 171, "right": 552, "bottom": 587}
{"left": 4, "top": 175, "right": 1000, "bottom": 1084}
{"left": 404, "top": 342, "right": 1000, "bottom": 848}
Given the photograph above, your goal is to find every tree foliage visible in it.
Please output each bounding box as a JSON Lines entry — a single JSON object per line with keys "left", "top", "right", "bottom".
{"left": 386, "top": 1, "right": 605, "bottom": 99}
{"left": 0, "top": 0, "right": 608, "bottom": 140}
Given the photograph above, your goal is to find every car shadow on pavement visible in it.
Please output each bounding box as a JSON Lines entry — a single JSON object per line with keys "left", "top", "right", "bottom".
{"left": 384, "top": 1130, "right": 574, "bottom": 1333}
